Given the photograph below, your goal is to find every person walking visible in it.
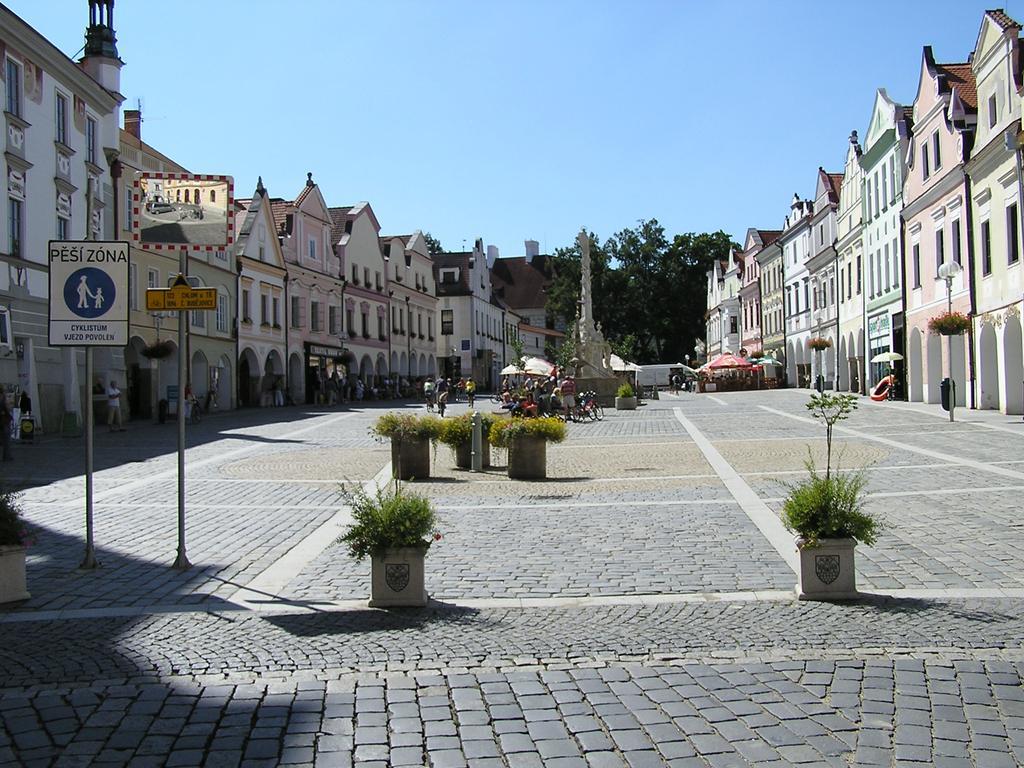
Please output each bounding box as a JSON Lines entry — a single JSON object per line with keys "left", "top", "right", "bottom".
{"left": 107, "top": 380, "right": 125, "bottom": 432}
{"left": 0, "top": 392, "right": 13, "bottom": 461}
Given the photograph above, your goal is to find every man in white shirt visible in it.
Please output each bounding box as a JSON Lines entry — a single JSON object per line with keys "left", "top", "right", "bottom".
{"left": 107, "top": 380, "right": 125, "bottom": 432}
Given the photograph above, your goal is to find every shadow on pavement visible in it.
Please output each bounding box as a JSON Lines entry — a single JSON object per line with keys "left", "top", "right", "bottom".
{"left": 264, "top": 601, "right": 490, "bottom": 638}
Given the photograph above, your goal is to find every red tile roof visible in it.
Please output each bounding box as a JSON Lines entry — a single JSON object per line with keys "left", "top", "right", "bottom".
{"left": 938, "top": 62, "right": 978, "bottom": 110}
{"left": 826, "top": 173, "right": 844, "bottom": 203}
{"left": 268, "top": 198, "right": 292, "bottom": 235}
{"left": 757, "top": 229, "right": 782, "bottom": 247}
{"left": 490, "top": 256, "right": 552, "bottom": 310}
{"left": 328, "top": 206, "right": 354, "bottom": 247}
{"left": 987, "top": 9, "right": 1021, "bottom": 31}
{"left": 433, "top": 252, "right": 474, "bottom": 296}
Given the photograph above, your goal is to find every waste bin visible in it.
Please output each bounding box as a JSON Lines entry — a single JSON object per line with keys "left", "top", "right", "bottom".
{"left": 19, "top": 415, "right": 33, "bottom": 442}
{"left": 158, "top": 398, "right": 169, "bottom": 424}
{"left": 815, "top": 375, "right": 825, "bottom": 393}
{"left": 940, "top": 378, "right": 953, "bottom": 412}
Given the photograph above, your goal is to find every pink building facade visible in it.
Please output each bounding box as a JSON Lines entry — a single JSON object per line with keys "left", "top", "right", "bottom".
{"left": 902, "top": 49, "right": 976, "bottom": 407}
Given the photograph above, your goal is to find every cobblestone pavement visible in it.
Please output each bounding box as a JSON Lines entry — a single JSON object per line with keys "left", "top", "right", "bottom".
{"left": 3, "top": 390, "right": 1024, "bottom": 766}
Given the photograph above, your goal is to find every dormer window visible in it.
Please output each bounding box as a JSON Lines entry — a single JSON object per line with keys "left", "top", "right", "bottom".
{"left": 440, "top": 268, "right": 459, "bottom": 284}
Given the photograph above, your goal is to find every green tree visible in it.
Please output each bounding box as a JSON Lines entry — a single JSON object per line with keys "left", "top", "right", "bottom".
{"left": 423, "top": 232, "right": 444, "bottom": 256}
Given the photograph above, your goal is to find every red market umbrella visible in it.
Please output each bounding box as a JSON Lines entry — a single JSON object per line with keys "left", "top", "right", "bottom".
{"left": 704, "top": 353, "right": 753, "bottom": 370}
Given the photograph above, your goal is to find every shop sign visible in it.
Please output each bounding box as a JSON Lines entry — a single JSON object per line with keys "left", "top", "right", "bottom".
{"left": 868, "top": 312, "right": 890, "bottom": 340}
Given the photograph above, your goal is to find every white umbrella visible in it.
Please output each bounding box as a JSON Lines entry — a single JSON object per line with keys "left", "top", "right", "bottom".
{"left": 522, "top": 357, "right": 555, "bottom": 376}
{"left": 870, "top": 351, "right": 904, "bottom": 364}
{"left": 500, "top": 363, "right": 524, "bottom": 375}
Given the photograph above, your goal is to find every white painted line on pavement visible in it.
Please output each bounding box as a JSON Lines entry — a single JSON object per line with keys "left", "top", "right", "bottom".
{"left": 673, "top": 408, "right": 799, "bottom": 575}
{"left": 226, "top": 459, "right": 394, "bottom": 611}
{"left": 741, "top": 462, "right": 966, "bottom": 476}
{"left": 759, "top": 406, "right": 1024, "bottom": 482}
{"left": 706, "top": 396, "right": 728, "bottom": 406}
{"left": 436, "top": 499, "right": 739, "bottom": 511}
{"left": 861, "top": 396, "right": 1024, "bottom": 437}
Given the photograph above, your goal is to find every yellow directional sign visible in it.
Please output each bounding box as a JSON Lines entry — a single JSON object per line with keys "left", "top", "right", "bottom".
{"left": 146, "top": 275, "right": 217, "bottom": 311}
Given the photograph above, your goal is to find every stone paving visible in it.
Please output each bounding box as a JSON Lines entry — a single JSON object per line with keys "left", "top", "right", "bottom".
{"left": 2, "top": 389, "right": 1024, "bottom": 766}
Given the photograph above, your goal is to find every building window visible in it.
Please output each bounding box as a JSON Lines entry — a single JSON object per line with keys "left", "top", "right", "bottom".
{"left": 931, "top": 131, "right": 941, "bottom": 171}
{"left": 881, "top": 171, "right": 888, "bottom": 209}
{"left": 210, "top": 190, "right": 216, "bottom": 203}
{"left": 375, "top": 272, "right": 382, "bottom": 290}
{"left": 329, "top": 305, "right": 339, "bottom": 335}
{"left": 86, "top": 117, "right": 97, "bottom": 165}
{"left": 874, "top": 174, "right": 880, "bottom": 217}
{"left": 55, "top": 93, "right": 69, "bottom": 145}
{"left": 310, "top": 300, "right": 320, "bottom": 331}
{"left": 1008, "top": 203, "right": 1020, "bottom": 264}
{"left": 982, "top": 220, "right": 992, "bottom": 275}
{"left": 260, "top": 294, "right": 269, "bottom": 324}
{"left": 291, "top": 296, "right": 301, "bottom": 328}
{"left": 361, "top": 312, "right": 369, "bottom": 338}
{"left": 363, "top": 267, "right": 370, "bottom": 286}
{"left": 5, "top": 59, "right": 21, "bottom": 116}
{"left": 989, "top": 94, "right": 998, "bottom": 128}
{"left": 847, "top": 262, "right": 852, "bottom": 299}
{"left": 868, "top": 252, "right": 875, "bottom": 297}
{"left": 147, "top": 268, "right": 159, "bottom": 289}
{"left": 346, "top": 308, "right": 353, "bottom": 334}
{"left": 889, "top": 156, "right": 897, "bottom": 204}
{"left": 428, "top": 316, "right": 434, "bottom": 340}
{"left": 866, "top": 184, "right": 872, "bottom": 219}
{"left": 272, "top": 297, "right": 280, "bottom": 326}
{"left": 7, "top": 198, "right": 22, "bottom": 257}
{"left": 935, "top": 230, "right": 944, "bottom": 276}
{"left": 883, "top": 249, "right": 890, "bottom": 291}
{"left": 912, "top": 244, "right": 921, "bottom": 288}
{"left": 191, "top": 309, "right": 205, "bottom": 328}
{"left": 242, "top": 289, "right": 251, "bottom": 321}
{"left": 308, "top": 239, "right": 316, "bottom": 261}
{"left": 123, "top": 187, "right": 132, "bottom": 232}
{"left": 216, "top": 295, "right": 228, "bottom": 332}
{"left": 351, "top": 264, "right": 359, "bottom": 284}
{"left": 951, "top": 219, "right": 961, "bottom": 265}
{"left": 922, "top": 143, "right": 930, "bottom": 180}
{"left": 56, "top": 216, "right": 69, "bottom": 240}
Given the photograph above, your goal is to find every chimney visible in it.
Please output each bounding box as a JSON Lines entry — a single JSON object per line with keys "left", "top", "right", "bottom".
{"left": 487, "top": 245, "right": 499, "bottom": 269}
{"left": 524, "top": 239, "right": 540, "bottom": 259}
{"left": 124, "top": 109, "right": 142, "bottom": 139}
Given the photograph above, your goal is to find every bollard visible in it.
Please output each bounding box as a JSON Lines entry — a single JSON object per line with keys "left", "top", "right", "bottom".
{"left": 470, "top": 411, "right": 483, "bottom": 472}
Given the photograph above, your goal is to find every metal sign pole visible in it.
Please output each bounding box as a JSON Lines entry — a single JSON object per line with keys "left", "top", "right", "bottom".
{"left": 80, "top": 180, "right": 99, "bottom": 569}
{"left": 173, "top": 254, "right": 191, "bottom": 570}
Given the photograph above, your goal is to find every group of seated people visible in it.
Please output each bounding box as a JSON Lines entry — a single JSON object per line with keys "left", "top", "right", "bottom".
{"left": 498, "top": 375, "right": 574, "bottom": 419}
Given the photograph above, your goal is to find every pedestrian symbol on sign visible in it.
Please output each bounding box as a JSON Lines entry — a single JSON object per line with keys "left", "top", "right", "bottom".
{"left": 63, "top": 268, "right": 115, "bottom": 319}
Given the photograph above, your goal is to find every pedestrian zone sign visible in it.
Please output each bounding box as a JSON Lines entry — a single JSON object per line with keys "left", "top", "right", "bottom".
{"left": 48, "top": 240, "right": 130, "bottom": 346}
{"left": 145, "top": 274, "right": 217, "bottom": 311}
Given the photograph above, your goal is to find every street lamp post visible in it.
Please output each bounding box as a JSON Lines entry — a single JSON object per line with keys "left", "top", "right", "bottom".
{"left": 938, "top": 261, "right": 963, "bottom": 423}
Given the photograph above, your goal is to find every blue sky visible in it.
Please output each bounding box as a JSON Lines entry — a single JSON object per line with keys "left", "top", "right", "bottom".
{"left": 9, "top": 0, "right": 1009, "bottom": 256}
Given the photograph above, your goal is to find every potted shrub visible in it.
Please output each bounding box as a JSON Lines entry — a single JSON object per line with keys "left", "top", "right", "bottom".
{"left": 437, "top": 412, "right": 496, "bottom": 469}
{"left": 371, "top": 413, "right": 442, "bottom": 481}
{"left": 615, "top": 382, "right": 637, "bottom": 410}
{"left": 0, "top": 488, "right": 32, "bottom": 604}
{"left": 928, "top": 311, "right": 971, "bottom": 336}
{"left": 338, "top": 482, "right": 441, "bottom": 608}
{"left": 489, "top": 416, "right": 566, "bottom": 480}
{"left": 782, "top": 393, "right": 880, "bottom": 600}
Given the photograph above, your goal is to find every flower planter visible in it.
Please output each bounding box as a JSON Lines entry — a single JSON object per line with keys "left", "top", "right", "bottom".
{"left": 453, "top": 441, "right": 490, "bottom": 469}
{"left": 369, "top": 547, "right": 427, "bottom": 607}
{"left": 796, "top": 537, "right": 858, "bottom": 601}
{"left": 507, "top": 435, "right": 547, "bottom": 480}
{"left": 0, "top": 545, "right": 30, "bottom": 604}
{"left": 391, "top": 437, "right": 430, "bottom": 481}
{"left": 615, "top": 396, "right": 637, "bottom": 411}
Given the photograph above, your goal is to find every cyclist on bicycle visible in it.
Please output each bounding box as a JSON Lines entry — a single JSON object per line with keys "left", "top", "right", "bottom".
{"left": 465, "top": 378, "right": 476, "bottom": 408}
{"left": 437, "top": 389, "right": 448, "bottom": 417}
{"left": 423, "top": 378, "right": 435, "bottom": 411}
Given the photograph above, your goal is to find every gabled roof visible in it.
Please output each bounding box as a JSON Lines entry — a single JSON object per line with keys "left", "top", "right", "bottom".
{"left": 826, "top": 173, "right": 844, "bottom": 202}
{"left": 937, "top": 62, "right": 978, "bottom": 110}
{"left": 328, "top": 206, "right": 353, "bottom": 246}
{"left": 268, "top": 198, "right": 292, "bottom": 235}
{"left": 433, "top": 252, "right": 474, "bottom": 296}
{"left": 986, "top": 8, "right": 1021, "bottom": 32}
{"left": 758, "top": 229, "right": 782, "bottom": 247}
{"left": 490, "top": 255, "right": 553, "bottom": 310}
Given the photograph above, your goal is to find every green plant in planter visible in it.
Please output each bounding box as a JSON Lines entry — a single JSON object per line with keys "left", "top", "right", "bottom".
{"left": 370, "top": 413, "right": 443, "bottom": 443}
{"left": 616, "top": 382, "right": 635, "bottom": 398}
{"left": 338, "top": 481, "right": 441, "bottom": 561}
{"left": 0, "top": 488, "right": 32, "bottom": 547}
{"left": 781, "top": 392, "right": 881, "bottom": 547}
{"left": 488, "top": 416, "right": 567, "bottom": 448}
{"left": 437, "top": 413, "right": 498, "bottom": 447}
